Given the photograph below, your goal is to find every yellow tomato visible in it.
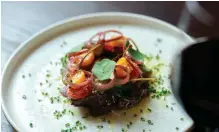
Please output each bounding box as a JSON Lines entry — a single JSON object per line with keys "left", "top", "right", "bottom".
{"left": 115, "top": 57, "right": 133, "bottom": 78}
{"left": 71, "top": 70, "right": 86, "bottom": 84}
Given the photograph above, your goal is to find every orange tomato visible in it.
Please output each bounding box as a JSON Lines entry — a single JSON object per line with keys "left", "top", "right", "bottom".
{"left": 80, "top": 51, "right": 95, "bottom": 67}
{"left": 115, "top": 57, "right": 133, "bottom": 78}
{"left": 71, "top": 70, "right": 86, "bottom": 84}
{"left": 104, "top": 37, "right": 127, "bottom": 51}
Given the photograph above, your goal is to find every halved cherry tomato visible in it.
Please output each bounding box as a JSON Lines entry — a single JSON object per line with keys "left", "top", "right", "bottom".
{"left": 71, "top": 70, "right": 86, "bottom": 84}
{"left": 80, "top": 51, "right": 95, "bottom": 68}
{"left": 115, "top": 57, "right": 133, "bottom": 78}
{"left": 104, "top": 37, "right": 127, "bottom": 52}
{"left": 67, "top": 70, "right": 92, "bottom": 100}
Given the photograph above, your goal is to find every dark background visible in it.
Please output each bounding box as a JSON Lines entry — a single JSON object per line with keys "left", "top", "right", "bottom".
{"left": 1, "top": 1, "right": 219, "bottom": 131}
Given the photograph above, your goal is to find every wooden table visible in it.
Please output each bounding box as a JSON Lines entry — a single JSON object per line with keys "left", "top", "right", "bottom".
{"left": 1, "top": 1, "right": 185, "bottom": 131}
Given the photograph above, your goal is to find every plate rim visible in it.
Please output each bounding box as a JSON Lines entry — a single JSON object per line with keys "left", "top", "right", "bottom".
{"left": 1, "top": 12, "right": 194, "bottom": 131}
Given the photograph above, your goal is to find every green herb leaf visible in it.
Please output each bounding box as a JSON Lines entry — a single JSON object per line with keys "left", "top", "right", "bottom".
{"left": 128, "top": 48, "right": 145, "bottom": 61}
{"left": 92, "top": 59, "right": 116, "bottom": 81}
{"left": 126, "top": 40, "right": 145, "bottom": 62}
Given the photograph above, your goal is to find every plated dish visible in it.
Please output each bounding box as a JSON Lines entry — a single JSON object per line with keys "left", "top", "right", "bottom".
{"left": 1, "top": 13, "right": 194, "bottom": 132}
{"left": 60, "top": 30, "right": 167, "bottom": 116}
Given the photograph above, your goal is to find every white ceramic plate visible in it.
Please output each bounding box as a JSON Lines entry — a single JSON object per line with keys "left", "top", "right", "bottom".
{"left": 1, "top": 12, "right": 195, "bottom": 132}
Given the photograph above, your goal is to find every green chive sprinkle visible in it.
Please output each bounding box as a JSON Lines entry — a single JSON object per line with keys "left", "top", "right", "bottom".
{"left": 29, "top": 123, "right": 33, "bottom": 128}
{"left": 147, "top": 120, "right": 154, "bottom": 125}
{"left": 176, "top": 127, "right": 179, "bottom": 131}
{"left": 147, "top": 108, "right": 152, "bottom": 112}
{"left": 22, "top": 95, "right": 27, "bottom": 100}
{"left": 141, "top": 117, "right": 145, "bottom": 122}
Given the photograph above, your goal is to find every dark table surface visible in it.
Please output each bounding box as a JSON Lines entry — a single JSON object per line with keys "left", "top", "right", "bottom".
{"left": 1, "top": 1, "right": 218, "bottom": 132}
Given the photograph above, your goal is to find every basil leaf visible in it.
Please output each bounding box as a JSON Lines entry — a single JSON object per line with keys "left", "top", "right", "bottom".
{"left": 92, "top": 59, "right": 116, "bottom": 81}
{"left": 128, "top": 48, "right": 145, "bottom": 62}
{"left": 126, "top": 40, "right": 145, "bottom": 62}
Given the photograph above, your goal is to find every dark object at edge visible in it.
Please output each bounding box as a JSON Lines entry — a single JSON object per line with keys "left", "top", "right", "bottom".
{"left": 172, "top": 38, "right": 219, "bottom": 129}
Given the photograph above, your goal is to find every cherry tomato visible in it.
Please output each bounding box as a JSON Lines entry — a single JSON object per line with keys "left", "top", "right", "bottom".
{"left": 71, "top": 70, "right": 86, "bottom": 84}
{"left": 80, "top": 51, "right": 95, "bottom": 68}
{"left": 104, "top": 37, "right": 127, "bottom": 52}
{"left": 115, "top": 57, "right": 133, "bottom": 78}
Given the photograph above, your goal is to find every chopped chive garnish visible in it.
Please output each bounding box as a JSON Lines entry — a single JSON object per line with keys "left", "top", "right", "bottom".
{"left": 29, "top": 123, "right": 33, "bottom": 128}
{"left": 50, "top": 97, "right": 54, "bottom": 104}
{"left": 68, "top": 110, "right": 74, "bottom": 116}
{"left": 97, "top": 125, "right": 103, "bottom": 129}
{"left": 62, "top": 109, "right": 66, "bottom": 114}
{"left": 65, "top": 123, "right": 70, "bottom": 127}
{"left": 157, "top": 38, "right": 162, "bottom": 43}
{"left": 46, "top": 74, "right": 50, "bottom": 78}
{"left": 41, "top": 92, "right": 48, "bottom": 97}
{"left": 156, "top": 55, "right": 160, "bottom": 60}
{"left": 129, "top": 122, "right": 132, "bottom": 125}
{"left": 22, "top": 95, "right": 27, "bottom": 100}
{"left": 159, "top": 49, "right": 162, "bottom": 53}
{"left": 147, "top": 108, "right": 152, "bottom": 112}
{"left": 141, "top": 117, "right": 145, "bottom": 122}
{"left": 171, "top": 107, "right": 174, "bottom": 111}
{"left": 147, "top": 120, "right": 154, "bottom": 125}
